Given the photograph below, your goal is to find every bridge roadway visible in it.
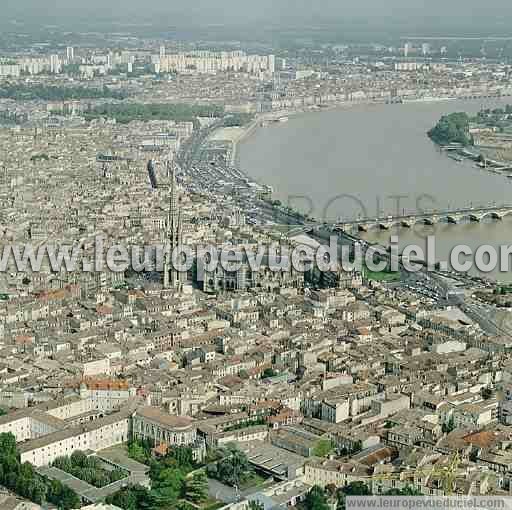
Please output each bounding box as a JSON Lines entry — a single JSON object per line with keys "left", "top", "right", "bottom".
{"left": 335, "top": 204, "right": 512, "bottom": 231}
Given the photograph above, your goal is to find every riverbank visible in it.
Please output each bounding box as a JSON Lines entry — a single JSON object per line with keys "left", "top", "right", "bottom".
{"left": 231, "top": 117, "right": 261, "bottom": 167}
{"left": 429, "top": 102, "right": 512, "bottom": 176}
{"left": 224, "top": 92, "right": 512, "bottom": 188}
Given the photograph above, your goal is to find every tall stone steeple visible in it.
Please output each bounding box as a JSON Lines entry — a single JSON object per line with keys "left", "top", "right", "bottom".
{"left": 163, "top": 160, "right": 183, "bottom": 290}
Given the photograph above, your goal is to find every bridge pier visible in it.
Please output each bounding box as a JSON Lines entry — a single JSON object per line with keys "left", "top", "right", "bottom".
{"left": 422, "top": 216, "right": 439, "bottom": 226}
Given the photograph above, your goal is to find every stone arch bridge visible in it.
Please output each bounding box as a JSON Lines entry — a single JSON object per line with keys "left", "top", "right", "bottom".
{"left": 336, "top": 205, "right": 512, "bottom": 232}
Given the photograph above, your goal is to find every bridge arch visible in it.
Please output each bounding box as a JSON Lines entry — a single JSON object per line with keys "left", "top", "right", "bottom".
{"left": 365, "top": 223, "right": 385, "bottom": 232}
{"left": 339, "top": 206, "right": 512, "bottom": 231}
{"left": 490, "top": 210, "right": 512, "bottom": 219}
{"left": 482, "top": 211, "right": 505, "bottom": 220}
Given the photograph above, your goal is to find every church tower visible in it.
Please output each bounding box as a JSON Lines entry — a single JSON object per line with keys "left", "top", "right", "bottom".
{"left": 163, "top": 160, "right": 184, "bottom": 290}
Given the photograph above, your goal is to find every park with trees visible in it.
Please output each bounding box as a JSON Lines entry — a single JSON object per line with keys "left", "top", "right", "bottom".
{"left": 107, "top": 439, "right": 212, "bottom": 510}
{"left": 428, "top": 104, "right": 512, "bottom": 146}
{"left": 205, "top": 443, "right": 264, "bottom": 490}
{"left": 0, "top": 432, "right": 81, "bottom": 509}
{"left": 427, "top": 112, "right": 472, "bottom": 146}
{"left": 0, "top": 83, "right": 126, "bottom": 101}
{"left": 109, "top": 440, "right": 267, "bottom": 510}
{"left": 52, "top": 450, "right": 127, "bottom": 488}
{"left": 84, "top": 102, "right": 225, "bottom": 128}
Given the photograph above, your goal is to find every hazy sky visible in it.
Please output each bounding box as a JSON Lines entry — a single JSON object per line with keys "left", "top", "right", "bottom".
{"left": 3, "top": 0, "right": 511, "bottom": 35}
{"left": 4, "top": 0, "right": 511, "bottom": 18}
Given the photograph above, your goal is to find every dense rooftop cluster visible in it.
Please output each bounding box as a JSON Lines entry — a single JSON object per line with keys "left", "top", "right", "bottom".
{"left": 0, "top": 39, "right": 512, "bottom": 510}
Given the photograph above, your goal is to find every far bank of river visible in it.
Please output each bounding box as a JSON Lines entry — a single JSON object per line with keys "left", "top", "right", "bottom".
{"left": 238, "top": 98, "right": 512, "bottom": 281}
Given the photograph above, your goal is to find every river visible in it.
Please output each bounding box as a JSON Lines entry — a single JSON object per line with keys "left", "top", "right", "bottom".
{"left": 238, "top": 99, "right": 512, "bottom": 281}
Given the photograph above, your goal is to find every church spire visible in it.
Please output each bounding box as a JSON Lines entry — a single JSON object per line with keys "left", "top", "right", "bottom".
{"left": 163, "top": 160, "right": 182, "bottom": 290}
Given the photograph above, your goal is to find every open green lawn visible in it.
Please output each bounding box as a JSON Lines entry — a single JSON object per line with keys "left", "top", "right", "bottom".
{"left": 365, "top": 269, "right": 401, "bottom": 282}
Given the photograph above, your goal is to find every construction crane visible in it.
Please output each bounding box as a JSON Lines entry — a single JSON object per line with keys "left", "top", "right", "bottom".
{"left": 371, "top": 453, "right": 461, "bottom": 495}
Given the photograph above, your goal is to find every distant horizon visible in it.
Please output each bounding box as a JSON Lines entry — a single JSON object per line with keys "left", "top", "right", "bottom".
{"left": 1, "top": 0, "right": 512, "bottom": 41}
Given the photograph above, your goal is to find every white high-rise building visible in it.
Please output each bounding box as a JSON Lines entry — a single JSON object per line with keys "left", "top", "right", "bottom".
{"left": 268, "top": 54, "right": 276, "bottom": 74}
{"left": 158, "top": 50, "right": 275, "bottom": 75}
{"left": 0, "top": 63, "right": 20, "bottom": 77}
{"left": 50, "top": 54, "right": 61, "bottom": 74}
{"left": 160, "top": 45, "right": 166, "bottom": 59}
{"left": 66, "top": 46, "right": 74, "bottom": 61}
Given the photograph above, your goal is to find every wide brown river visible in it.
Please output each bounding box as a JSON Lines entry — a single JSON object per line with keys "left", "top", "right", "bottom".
{"left": 239, "top": 99, "right": 512, "bottom": 280}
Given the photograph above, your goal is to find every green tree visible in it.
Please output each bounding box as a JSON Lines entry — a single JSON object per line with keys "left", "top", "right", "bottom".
{"left": 107, "top": 484, "right": 154, "bottom": 510}
{"left": 248, "top": 500, "right": 265, "bottom": 510}
{"left": 304, "top": 485, "right": 330, "bottom": 510}
{"left": 28, "top": 478, "right": 47, "bottom": 504}
{"left": 84, "top": 102, "right": 224, "bottom": 125}
{"left": 53, "top": 456, "right": 73, "bottom": 473}
{"left": 172, "top": 446, "right": 195, "bottom": 471}
{"left": 128, "top": 440, "right": 152, "bottom": 465}
{"left": 385, "top": 486, "right": 422, "bottom": 495}
{"left": 0, "top": 432, "right": 17, "bottom": 458}
{"left": 313, "top": 439, "right": 334, "bottom": 458}
{"left": 47, "top": 480, "right": 81, "bottom": 510}
{"left": 205, "top": 447, "right": 223, "bottom": 464}
{"left": 106, "top": 486, "right": 140, "bottom": 510}
{"left": 52, "top": 451, "right": 126, "bottom": 487}
{"left": 343, "top": 482, "right": 371, "bottom": 496}
{"left": 69, "top": 450, "right": 87, "bottom": 467}
{"left": 262, "top": 368, "right": 277, "bottom": 378}
{"left": 215, "top": 445, "right": 251, "bottom": 487}
{"left": 151, "top": 466, "right": 186, "bottom": 506}
{"left": 336, "top": 481, "right": 371, "bottom": 510}
{"left": 0, "top": 83, "right": 126, "bottom": 101}
{"left": 59, "top": 485, "right": 81, "bottom": 509}
{"left": 185, "top": 471, "right": 209, "bottom": 503}
{"left": 428, "top": 112, "right": 472, "bottom": 146}
{"left": 111, "top": 468, "right": 128, "bottom": 483}
{"left": 176, "top": 501, "right": 197, "bottom": 510}
{"left": 0, "top": 433, "right": 20, "bottom": 490}
{"left": 442, "top": 416, "right": 455, "bottom": 434}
